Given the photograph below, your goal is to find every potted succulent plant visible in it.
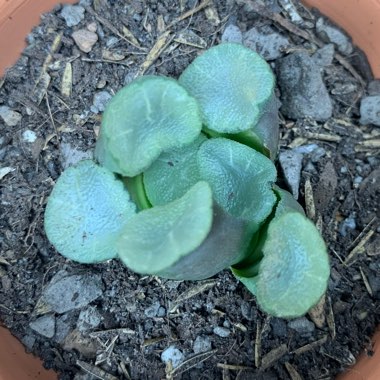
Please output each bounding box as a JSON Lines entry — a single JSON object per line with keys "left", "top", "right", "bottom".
{"left": 0, "top": 1, "right": 378, "bottom": 379}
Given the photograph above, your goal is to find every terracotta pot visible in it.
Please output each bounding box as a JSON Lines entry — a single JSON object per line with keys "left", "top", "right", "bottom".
{"left": 0, "top": 1, "right": 379, "bottom": 379}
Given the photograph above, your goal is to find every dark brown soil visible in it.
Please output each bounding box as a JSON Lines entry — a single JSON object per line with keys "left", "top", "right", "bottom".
{"left": 0, "top": 1, "right": 379, "bottom": 379}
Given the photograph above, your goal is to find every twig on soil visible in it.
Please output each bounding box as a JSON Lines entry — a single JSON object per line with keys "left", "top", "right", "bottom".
{"left": 303, "top": 132, "right": 342, "bottom": 142}
{"left": 167, "top": 0, "right": 212, "bottom": 29}
{"left": 260, "top": 344, "right": 288, "bottom": 370}
{"left": 304, "top": 177, "right": 316, "bottom": 221}
{"left": 81, "top": 57, "right": 134, "bottom": 66}
{"left": 237, "top": 0, "right": 366, "bottom": 87}
{"left": 292, "top": 335, "right": 328, "bottom": 355}
{"left": 344, "top": 229, "right": 375, "bottom": 266}
{"left": 217, "top": 363, "right": 254, "bottom": 371}
{"left": 254, "top": 320, "right": 261, "bottom": 368}
{"left": 284, "top": 362, "right": 303, "bottom": 380}
{"left": 359, "top": 267, "right": 373, "bottom": 297}
{"left": 84, "top": 6, "right": 146, "bottom": 51}
{"left": 326, "top": 296, "right": 336, "bottom": 340}
{"left": 45, "top": 94, "right": 61, "bottom": 150}
{"left": 76, "top": 360, "right": 119, "bottom": 380}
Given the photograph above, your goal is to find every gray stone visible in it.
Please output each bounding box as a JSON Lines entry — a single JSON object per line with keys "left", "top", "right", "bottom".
{"left": 72, "top": 29, "right": 98, "bottom": 53}
{"left": 270, "top": 318, "right": 288, "bottom": 337}
{"left": 42, "top": 272, "right": 103, "bottom": 314}
{"left": 157, "top": 306, "right": 166, "bottom": 317}
{"left": 279, "top": 150, "right": 303, "bottom": 199}
{"left": 60, "top": 142, "right": 92, "bottom": 169}
{"left": 0, "top": 106, "right": 22, "bottom": 126}
{"left": 60, "top": 5, "right": 85, "bottom": 27}
{"left": 79, "top": 0, "right": 92, "bottom": 6}
{"left": 55, "top": 313, "right": 75, "bottom": 343}
{"left": 91, "top": 91, "right": 112, "bottom": 113}
{"left": 22, "top": 130, "right": 37, "bottom": 143}
{"left": 106, "top": 36, "right": 119, "bottom": 48}
{"left": 29, "top": 315, "right": 56, "bottom": 338}
{"left": 213, "top": 326, "right": 230, "bottom": 338}
{"left": 310, "top": 147, "right": 326, "bottom": 163}
{"left": 221, "top": 24, "right": 243, "bottom": 44}
{"left": 240, "top": 301, "right": 255, "bottom": 321}
{"left": 77, "top": 306, "right": 102, "bottom": 332}
{"left": 243, "top": 25, "right": 290, "bottom": 60}
{"left": 144, "top": 301, "right": 161, "bottom": 318}
{"left": 360, "top": 95, "right": 380, "bottom": 126}
{"left": 316, "top": 18, "right": 353, "bottom": 55}
{"left": 288, "top": 317, "right": 315, "bottom": 336}
{"left": 161, "top": 346, "right": 184, "bottom": 368}
{"left": 293, "top": 143, "right": 318, "bottom": 155}
{"left": 339, "top": 215, "right": 356, "bottom": 237}
{"left": 193, "top": 335, "right": 212, "bottom": 354}
{"left": 277, "top": 51, "right": 333, "bottom": 121}
{"left": 21, "top": 335, "right": 36, "bottom": 351}
{"left": 368, "top": 80, "right": 380, "bottom": 96}
{"left": 312, "top": 44, "right": 335, "bottom": 68}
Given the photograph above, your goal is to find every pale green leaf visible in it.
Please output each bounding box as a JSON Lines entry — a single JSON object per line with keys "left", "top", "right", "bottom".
{"left": 95, "top": 76, "right": 202, "bottom": 177}
{"left": 44, "top": 160, "right": 136, "bottom": 263}
{"left": 197, "top": 137, "right": 276, "bottom": 225}
{"left": 143, "top": 134, "right": 207, "bottom": 205}
{"left": 179, "top": 43, "right": 275, "bottom": 134}
{"left": 255, "top": 212, "right": 330, "bottom": 318}
{"left": 117, "top": 181, "right": 213, "bottom": 275}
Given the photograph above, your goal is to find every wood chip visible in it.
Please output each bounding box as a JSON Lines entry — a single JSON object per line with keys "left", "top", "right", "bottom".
{"left": 285, "top": 362, "right": 303, "bottom": 380}
{"left": 77, "top": 360, "right": 119, "bottom": 380}
{"left": 142, "top": 336, "right": 165, "bottom": 347}
{"left": 254, "top": 321, "right": 261, "bottom": 368}
{"left": 89, "top": 328, "right": 135, "bottom": 339}
{"left": 304, "top": 132, "right": 342, "bottom": 142}
{"left": 0, "top": 257, "right": 10, "bottom": 265}
{"left": 344, "top": 229, "right": 375, "bottom": 265}
{"left": 167, "top": 0, "right": 212, "bottom": 28}
{"left": 288, "top": 137, "right": 308, "bottom": 148}
{"left": 61, "top": 62, "right": 72, "bottom": 97}
{"left": 157, "top": 15, "right": 166, "bottom": 34}
{"left": 102, "top": 50, "right": 126, "bottom": 61}
{"left": 122, "top": 26, "right": 141, "bottom": 47}
{"left": 356, "top": 139, "right": 380, "bottom": 149}
{"left": 34, "top": 71, "right": 51, "bottom": 105}
{"left": 0, "top": 167, "right": 15, "bottom": 181}
{"left": 360, "top": 267, "right": 373, "bottom": 297}
{"left": 326, "top": 297, "right": 336, "bottom": 339}
{"left": 137, "top": 31, "right": 172, "bottom": 77}
{"left": 205, "top": 4, "right": 221, "bottom": 26}
{"left": 42, "top": 33, "right": 63, "bottom": 72}
{"left": 217, "top": 363, "right": 253, "bottom": 371}
{"left": 175, "top": 30, "right": 207, "bottom": 49}
{"left": 292, "top": 335, "right": 328, "bottom": 355}
{"left": 308, "top": 294, "right": 326, "bottom": 328}
{"left": 170, "top": 280, "right": 216, "bottom": 312}
{"left": 304, "top": 177, "right": 316, "bottom": 221}
{"left": 234, "top": 322, "right": 247, "bottom": 332}
{"left": 261, "top": 344, "right": 288, "bottom": 370}
{"left": 170, "top": 349, "right": 217, "bottom": 377}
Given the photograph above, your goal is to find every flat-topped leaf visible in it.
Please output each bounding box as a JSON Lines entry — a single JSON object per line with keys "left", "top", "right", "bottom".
{"left": 95, "top": 76, "right": 202, "bottom": 177}
{"left": 255, "top": 212, "right": 330, "bottom": 318}
{"left": 117, "top": 181, "right": 213, "bottom": 275}
{"left": 144, "top": 134, "right": 207, "bottom": 205}
{"left": 179, "top": 43, "right": 275, "bottom": 134}
{"left": 44, "top": 160, "right": 136, "bottom": 263}
{"left": 274, "top": 186, "right": 305, "bottom": 217}
{"left": 197, "top": 138, "right": 276, "bottom": 225}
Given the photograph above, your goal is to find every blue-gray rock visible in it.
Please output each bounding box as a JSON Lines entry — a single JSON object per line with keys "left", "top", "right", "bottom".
{"left": 22, "top": 335, "right": 36, "bottom": 350}
{"left": 41, "top": 273, "right": 103, "bottom": 314}
{"left": 60, "top": 142, "right": 92, "bottom": 169}
{"left": 277, "top": 51, "right": 333, "bottom": 121}
{"left": 368, "top": 80, "right": 380, "bottom": 96}
{"left": 316, "top": 18, "right": 353, "bottom": 55}
{"left": 0, "top": 106, "right": 22, "bottom": 126}
{"left": 91, "top": 91, "right": 112, "bottom": 114}
{"left": 360, "top": 95, "right": 380, "bottom": 126}
{"left": 29, "top": 315, "right": 56, "bottom": 338}
{"left": 221, "top": 25, "right": 243, "bottom": 44}
{"left": 193, "top": 335, "right": 212, "bottom": 353}
{"left": 339, "top": 215, "right": 356, "bottom": 237}
{"left": 161, "top": 346, "right": 184, "bottom": 368}
{"left": 144, "top": 301, "right": 161, "bottom": 318}
{"left": 312, "top": 44, "right": 335, "bottom": 68}
{"left": 60, "top": 5, "right": 85, "bottom": 27}
{"left": 279, "top": 150, "right": 303, "bottom": 199}
{"left": 310, "top": 147, "right": 326, "bottom": 163}
{"left": 270, "top": 318, "right": 288, "bottom": 338}
{"left": 55, "top": 313, "right": 75, "bottom": 343}
{"left": 243, "top": 25, "right": 290, "bottom": 60}
{"left": 213, "top": 326, "right": 230, "bottom": 338}
{"left": 77, "top": 306, "right": 103, "bottom": 332}
{"left": 288, "top": 317, "right": 315, "bottom": 336}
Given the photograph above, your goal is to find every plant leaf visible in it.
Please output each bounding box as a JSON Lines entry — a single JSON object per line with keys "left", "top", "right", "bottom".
{"left": 95, "top": 76, "right": 202, "bottom": 177}
{"left": 179, "top": 43, "right": 275, "bottom": 134}
{"left": 254, "top": 212, "right": 330, "bottom": 318}
{"left": 143, "top": 134, "right": 207, "bottom": 205}
{"left": 44, "top": 160, "right": 136, "bottom": 263}
{"left": 117, "top": 181, "right": 213, "bottom": 275}
{"left": 197, "top": 137, "right": 276, "bottom": 226}
{"left": 273, "top": 186, "right": 305, "bottom": 217}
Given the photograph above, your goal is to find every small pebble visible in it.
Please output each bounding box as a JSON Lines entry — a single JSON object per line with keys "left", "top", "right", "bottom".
{"left": 193, "top": 335, "right": 212, "bottom": 354}
{"left": 60, "top": 5, "right": 85, "bottom": 27}
{"left": 77, "top": 306, "right": 103, "bottom": 332}
{"left": 339, "top": 215, "right": 356, "bottom": 237}
{"left": 213, "top": 326, "right": 230, "bottom": 338}
{"left": 161, "top": 346, "right": 184, "bottom": 368}
{"left": 279, "top": 150, "right": 303, "bottom": 199}
{"left": 87, "top": 22, "right": 97, "bottom": 33}
{"left": 72, "top": 29, "right": 98, "bottom": 53}
{"left": 221, "top": 24, "right": 243, "bottom": 44}
{"left": 144, "top": 301, "right": 161, "bottom": 318}
{"left": 312, "top": 44, "right": 335, "bottom": 68}
{"left": 0, "top": 106, "right": 22, "bottom": 126}
{"left": 288, "top": 317, "right": 315, "bottom": 336}
{"left": 91, "top": 91, "right": 112, "bottom": 113}
{"left": 29, "top": 314, "right": 56, "bottom": 338}
{"left": 368, "top": 80, "right": 380, "bottom": 96}
{"left": 22, "top": 130, "right": 37, "bottom": 143}
{"left": 60, "top": 142, "right": 92, "bottom": 169}
{"left": 359, "top": 95, "right": 380, "bottom": 126}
